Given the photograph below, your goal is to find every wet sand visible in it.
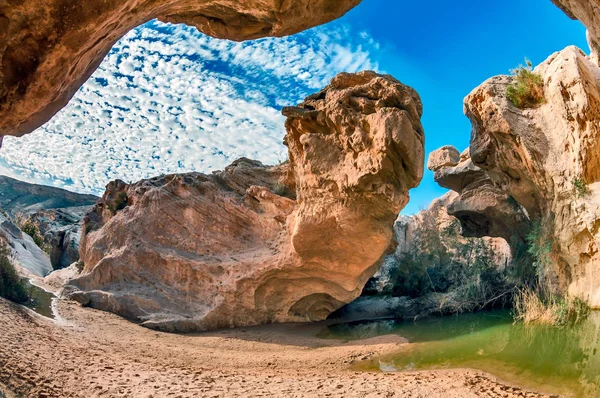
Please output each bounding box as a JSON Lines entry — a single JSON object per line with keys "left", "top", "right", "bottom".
{"left": 0, "top": 298, "right": 553, "bottom": 397}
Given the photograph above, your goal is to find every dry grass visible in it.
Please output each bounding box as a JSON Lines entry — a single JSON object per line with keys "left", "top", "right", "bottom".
{"left": 506, "top": 59, "right": 545, "bottom": 109}
{"left": 513, "top": 287, "right": 589, "bottom": 327}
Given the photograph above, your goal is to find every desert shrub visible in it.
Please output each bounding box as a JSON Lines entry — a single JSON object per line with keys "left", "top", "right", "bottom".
{"left": 514, "top": 287, "right": 589, "bottom": 327}
{"left": 526, "top": 218, "right": 554, "bottom": 277}
{"left": 0, "top": 244, "right": 28, "bottom": 303}
{"left": 507, "top": 59, "right": 545, "bottom": 109}
{"left": 385, "top": 215, "right": 511, "bottom": 311}
{"left": 273, "top": 183, "right": 288, "bottom": 196}
{"left": 18, "top": 219, "right": 47, "bottom": 252}
{"left": 573, "top": 177, "right": 590, "bottom": 198}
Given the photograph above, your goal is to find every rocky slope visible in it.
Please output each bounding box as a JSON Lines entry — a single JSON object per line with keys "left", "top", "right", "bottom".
{"left": 434, "top": 46, "right": 600, "bottom": 306}
{"left": 0, "top": 175, "right": 97, "bottom": 270}
{"left": 0, "top": 176, "right": 97, "bottom": 217}
{"left": 65, "top": 71, "right": 425, "bottom": 332}
{"left": 0, "top": 0, "right": 360, "bottom": 139}
{"left": 0, "top": 213, "right": 52, "bottom": 277}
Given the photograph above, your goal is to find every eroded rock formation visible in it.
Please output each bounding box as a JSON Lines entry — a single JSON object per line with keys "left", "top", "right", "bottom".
{"left": 552, "top": 0, "right": 600, "bottom": 64}
{"left": 461, "top": 46, "right": 600, "bottom": 305}
{"left": 428, "top": 146, "right": 530, "bottom": 245}
{"left": 0, "top": 0, "right": 360, "bottom": 138}
{"left": 18, "top": 207, "right": 89, "bottom": 269}
{"left": 65, "top": 71, "right": 425, "bottom": 331}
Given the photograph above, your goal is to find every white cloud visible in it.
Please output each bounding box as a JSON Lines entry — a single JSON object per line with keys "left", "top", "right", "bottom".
{"left": 1, "top": 20, "right": 380, "bottom": 195}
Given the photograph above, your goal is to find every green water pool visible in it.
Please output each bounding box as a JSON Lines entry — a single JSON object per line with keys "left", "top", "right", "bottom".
{"left": 321, "top": 310, "right": 600, "bottom": 397}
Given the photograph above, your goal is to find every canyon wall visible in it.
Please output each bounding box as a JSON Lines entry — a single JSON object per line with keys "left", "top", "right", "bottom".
{"left": 442, "top": 46, "right": 600, "bottom": 305}
{"left": 0, "top": 0, "right": 360, "bottom": 139}
{"left": 65, "top": 71, "right": 424, "bottom": 332}
{"left": 551, "top": 0, "right": 600, "bottom": 64}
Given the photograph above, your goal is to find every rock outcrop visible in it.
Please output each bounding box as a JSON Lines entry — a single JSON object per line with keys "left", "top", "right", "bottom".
{"left": 65, "top": 71, "right": 425, "bottom": 332}
{"left": 462, "top": 46, "right": 600, "bottom": 305}
{"left": 0, "top": 213, "right": 52, "bottom": 277}
{"left": 0, "top": 0, "right": 360, "bottom": 139}
{"left": 0, "top": 175, "right": 98, "bottom": 269}
{"left": 335, "top": 191, "right": 512, "bottom": 322}
{"left": 552, "top": 0, "right": 600, "bottom": 64}
{"left": 427, "top": 146, "right": 530, "bottom": 245}
{"left": 18, "top": 207, "right": 89, "bottom": 269}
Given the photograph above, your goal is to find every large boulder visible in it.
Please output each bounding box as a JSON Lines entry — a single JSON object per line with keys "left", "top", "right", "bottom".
{"left": 0, "top": 0, "right": 361, "bottom": 138}
{"left": 465, "top": 46, "right": 600, "bottom": 305}
{"left": 65, "top": 71, "right": 425, "bottom": 332}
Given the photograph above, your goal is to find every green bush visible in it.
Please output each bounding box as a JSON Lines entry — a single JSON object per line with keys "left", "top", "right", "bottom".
{"left": 19, "top": 220, "right": 47, "bottom": 251}
{"left": 526, "top": 219, "right": 553, "bottom": 277}
{"left": 514, "top": 287, "right": 589, "bottom": 327}
{"left": 382, "top": 215, "right": 511, "bottom": 311}
{"left": 507, "top": 59, "right": 545, "bottom": 109}
{"left": 573, "top": 177, "right": 590, "bottom": 198}
{"left": 0, "top": 244, "right": 28, "bottom": 303}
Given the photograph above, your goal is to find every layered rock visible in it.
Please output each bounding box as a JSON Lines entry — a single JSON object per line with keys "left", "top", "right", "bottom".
{"left": 427, "top": 146, "right": 530, "bottom": 244}
{"left": 0, "top": 175, "right": 98, "bottom": 269}
{"left": 65, "top": 71, "right": 425, "bottom": 332}
{"left": 463, "top": 46, "right": 600, "bottom": 305}
{"left": 0, "top": 0, "right": 360, "bottom": 139}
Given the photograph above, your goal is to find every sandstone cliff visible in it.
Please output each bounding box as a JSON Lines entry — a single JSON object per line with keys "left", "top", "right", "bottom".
{"left": 454, "top": 46, "right": 600, "bottom": 306}
{"left": 65, "top": 71, "right": 425, "bottom": 332}
{"left": 0, "top": 0, "right": 360, "bottom": 139}
{"left": 552, "top": 0, "right": 600, "bottom": 64}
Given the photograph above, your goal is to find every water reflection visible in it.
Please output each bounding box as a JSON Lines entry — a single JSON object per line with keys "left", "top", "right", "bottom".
{"left": 321, "top": 310, "right": 600, "bottom": 397}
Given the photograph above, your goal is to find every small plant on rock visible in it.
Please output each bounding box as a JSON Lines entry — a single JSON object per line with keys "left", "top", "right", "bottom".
{"left": 18, "top": 219, "right": 48, "bottom": 252}
{"left": 507, "top": 58, "right": 545, "bottom": 109}
{"left": 573, "top": 177, "right": 590, "bottom": 198}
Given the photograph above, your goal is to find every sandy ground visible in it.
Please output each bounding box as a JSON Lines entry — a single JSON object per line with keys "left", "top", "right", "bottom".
{"left": 0, "top": 298, "right": 554, "bottom": 398}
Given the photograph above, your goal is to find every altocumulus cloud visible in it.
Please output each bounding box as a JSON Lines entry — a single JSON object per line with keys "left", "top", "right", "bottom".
{"left": 0, "top": 20, "right": 381, "bottom": 195}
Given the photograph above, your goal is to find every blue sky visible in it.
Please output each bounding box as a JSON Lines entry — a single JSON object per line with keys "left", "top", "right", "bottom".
{"left": 0, "top": 0, "right": 588, "bottom": 214}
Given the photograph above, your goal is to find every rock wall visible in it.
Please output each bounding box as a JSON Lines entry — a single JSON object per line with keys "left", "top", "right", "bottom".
{"left": 551, "top": 0, "right": 600, "bottom": 64}
{"left": 0, "top": 0, "right": 360, "bottom": 138}
{"left": 18, "top": 207, "right": 89, "bottom": 269}
{"left": 462, "top": 46, "right": 600, "bottom": 306}
{"left": 0, "top": 213, "right": 52, "bottom": 277}
{"left": 66, "top": 71, "right": 425, "bottom": 332}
